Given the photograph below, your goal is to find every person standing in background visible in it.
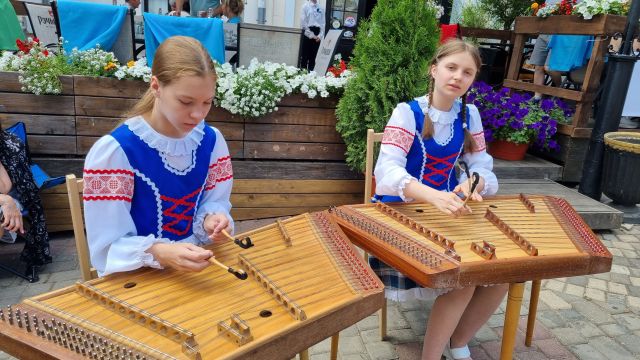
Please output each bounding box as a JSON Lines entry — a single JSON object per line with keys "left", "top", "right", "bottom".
{"left": 125, "top": 0, "right": 140, "bottom": 11}
{"left": 299, "top": 0, "right": 325, "bottom": 71}
{"left": 221, "top": 0, "right": 243, "bottom": 23}
{"left": 174, "top": 0, "right": 221, "bottom": 17}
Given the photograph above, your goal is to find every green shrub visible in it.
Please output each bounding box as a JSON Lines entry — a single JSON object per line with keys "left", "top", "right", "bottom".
{"left": 335, "top": 0, "right": 440, "bottom": 172}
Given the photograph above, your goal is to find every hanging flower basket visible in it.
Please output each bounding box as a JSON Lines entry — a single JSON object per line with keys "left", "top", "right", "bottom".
{"left": 602, "top": 132, "right": 640, "bottom": 205}
{"left": 488, "top": 140, "right": 529, "bottom": 161}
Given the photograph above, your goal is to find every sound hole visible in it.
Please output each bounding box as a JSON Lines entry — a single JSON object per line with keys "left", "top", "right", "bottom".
{"left": 489, "top": 205, "right": 498, "bottom": 208}
{"left": 124, "top": 282, "right": 137, "bottom": 289}
{"left": 415, "top": 209, "right": 424, "bottom": 213}
{"left": 259, "top": 310, "right": 272, "bottom": 318}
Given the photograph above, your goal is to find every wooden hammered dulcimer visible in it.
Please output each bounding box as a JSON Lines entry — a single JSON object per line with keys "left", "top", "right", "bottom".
{"left": 0, "top": 212, "right": 384, "bottom": 360}
{"left": 330, "top": 194, "right": 612, "bottom": 288}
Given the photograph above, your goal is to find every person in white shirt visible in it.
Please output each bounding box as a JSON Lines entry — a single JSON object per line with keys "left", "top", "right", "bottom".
{"left": 372, "top": 39, "right": 507, "bottom": 360}
{"left": 299, "top": 0, "right": 325, "bottom": 71}
{"left": 83, "top": 36, "right": 233, "bottom": 277}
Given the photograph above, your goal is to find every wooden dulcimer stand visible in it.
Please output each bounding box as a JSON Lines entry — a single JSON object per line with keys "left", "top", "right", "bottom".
{"left": 330, "top": 194, "right": 612, "bottom": 360}
{"left": 0, "top": 212, "right": 384, "bottom": 360}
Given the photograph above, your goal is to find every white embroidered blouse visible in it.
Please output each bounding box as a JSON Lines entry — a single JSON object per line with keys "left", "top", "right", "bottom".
{"left": 83, "top": 117, "right": 234, "bottom": 276}
{"left": 374, "top": 96, "right": 498, "bottom": 201}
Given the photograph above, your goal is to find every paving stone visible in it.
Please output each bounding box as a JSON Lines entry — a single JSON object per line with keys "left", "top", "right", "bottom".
{"left": 569, "top": 320, "right": 605, "bottom": 338}
{"left": 569, "top": 343, "right": 607, "bottom": 360}
{"left": 599, "top": 323, "right": 628, "bottom": 337}
{"left": 592, "top": 272, "right": 612, "bottom": 281}
{"left": 340, "top": 324, "right": 360, "bottom": 337}
{"left": 309, "top": 336, "right": 331, "bottom": 355}
{"left": 533, "top": 338, "right": 577, "bottom": 359}
{"left": 543, "top": 279, "right": 565, "bottom": 292}
{"left": 385, "top": 329, "right": 416, "bottom": 345}
{"left": 564, "top": 284, "right": 585, "bottom": 298}
{"left": 587, "top": 278, "right": 607, "bottom": 291}
{"left": 386, "top": 305, "right": 410, "bottom": 330}
{"left": 473, "top": 324, "right": 499, "bottom": 342}
{"left": 587, "top": 336, "right": 636, "bottom": 360}
{"left": 514, "top": 351, "right": 548, "bottom": 360}
{"left": 600, "top": 293, "right": 628, "bottom": 314}
{"left": 20, "top": 283, "right": 53, "bottom": 298}
{"left": 394, "top": 342, "right": 421, "bottom": 360}
{"left": 584, "top": 288, "right": 606, "bottom": 302}
{"left": 612, "top": 241, "right": 635, "bottom": 250}
{"left": 609, "top": 282, "right": 629, "bottom": 295}
{"left": 486, "top": 313, "right": 506, "bottom": 328}
{"left": 339, "top": 355, "right": 370, "bottom": 360}
{"left": 550, "top": 327, "right": 588, "bottom": 345}
{"left": 0, "top": 352, "right": 17, "bottom": 360}
{"left": 536, "top": 310, "right": 567, "bottom": 329}
{"left": 613, "top": 313, "right": 640, "bottom": 330}
{"left": 601, "top": 233, "right": 617, "bottom": 241}
{"left": 539, "top": 290, "right": 572, "bottom": 310}
{"left": 615, "top": 333, "right": 640, "bottom": 354}
{"left": 468, "top": 346, "right": 493, "bottom": 360}
{"left": 630, "top": 276, "right": 640, "bottom": 287}
{"left": 610, "top": 248, "right": 624, "bottom": 256}
{"left": 613, "top": 256, "right": 631, "bottom": 266}
{"left": 45, "top": 269, "right": 81, "bottom": 283}
{"left": 356, "top": 315, "right": 380, "bottom": 332}
{"left": 617, "top": 234, "right": 640, "bottom": 243}
{"left": 628, "top": 295, "right": 640, "bottom": 309}
{"left": 397, "top": 299, "right": 423, "bottom": 312}
{"left": 479, "top": 340, "right": 502, "bottom": 359}
{"left": 363, "top": 341, "right": 398, "bottom": 360}
{"left": 622, "top": 250, "right": 639, "bottom": 259}
{"left": 360, "top": 329, "right": 381, "bottom": 345}
{"left": 610, "top": 272, "right": 631, "bottom": 285}
{"left": 566, "top": 276, "right": 588, "bottom": 287}
{"left": 573, "top": 300, "right": 615, "bottom": 324}
{"left": 611, "top": 264, "right": 631, "bottom": 275}
{"left": 338, "top": 335, "right": 366, "bottom": 355}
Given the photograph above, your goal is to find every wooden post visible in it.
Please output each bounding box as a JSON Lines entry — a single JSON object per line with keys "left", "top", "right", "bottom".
{"left": 330, "top": 334, "right": 339, "bottom": 360}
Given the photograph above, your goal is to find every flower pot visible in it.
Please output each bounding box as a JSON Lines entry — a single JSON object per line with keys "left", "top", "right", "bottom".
{"left": 602, "top": 132, "right": 640, "bottom": 206}
{"left": 488, "top": 140, "right": 528, "bottom": 161}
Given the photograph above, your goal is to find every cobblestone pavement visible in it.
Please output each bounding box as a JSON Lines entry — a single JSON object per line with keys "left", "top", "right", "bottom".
{"left": 2, "top": 224, "right": 640, "bottom": 360}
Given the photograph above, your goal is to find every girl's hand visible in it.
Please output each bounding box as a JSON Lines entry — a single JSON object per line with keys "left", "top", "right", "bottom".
{"left": 453, "top": 176, "right": 485, "bottom": 203}
{"left": 203, "top": 213, "right": 231, "bottom": 242}
{"left": 0, "top": 195, "right": 23, "bottom": 234}
{"left": 147, "top": 242, "right": 213, "bottom": 272}
{"left": 427, "top": 190, "right": 470, "bottom": 216}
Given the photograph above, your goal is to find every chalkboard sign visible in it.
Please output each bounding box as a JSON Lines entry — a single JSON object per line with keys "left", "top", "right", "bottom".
{"left": 238, "top": 23, "right": 301, "bottom": 67}
{"left": 313, "top": 29, "right": 343, "bottom": 75}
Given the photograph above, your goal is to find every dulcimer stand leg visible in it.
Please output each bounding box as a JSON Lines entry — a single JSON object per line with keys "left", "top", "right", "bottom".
{"left": 525, "top": 280, "right": 542, "bottom": 347}
{"left": 299, "top": 348, "right": 309, "bottom": 360}
{"left": 330, "top": 333, "right": 339, "bottom": 359}
{"left": 500, "top": 282, "right": 524, "bottom": 360}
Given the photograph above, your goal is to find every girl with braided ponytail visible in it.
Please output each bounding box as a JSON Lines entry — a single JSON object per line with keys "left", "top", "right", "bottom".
{"left": 372, "top": 39, "right": 507, "bottom": 360}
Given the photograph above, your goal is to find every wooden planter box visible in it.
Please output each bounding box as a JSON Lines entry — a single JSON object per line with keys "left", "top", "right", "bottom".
{"left": 503, "top": 15, "right": 627, "bottom": 182}
{"left": 0, "top": 72, "right": 362, "bottom": 229}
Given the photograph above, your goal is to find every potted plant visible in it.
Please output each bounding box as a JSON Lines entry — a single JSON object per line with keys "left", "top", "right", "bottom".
{"left": 469, "top": 81, "right": 572, "bottom": 160}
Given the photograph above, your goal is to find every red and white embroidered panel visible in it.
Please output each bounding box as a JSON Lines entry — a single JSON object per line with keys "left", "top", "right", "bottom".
{"left": 83, "top": 169, "right": 135, "bottom": 202}
{"left": 471, "top": 131, "right": 487, "bottom": 152}
{"left": 205, "top": 156, "right": 233, "bottom": 191}
{"left": 382, "top": 126, "right": 414, "bottom": 154}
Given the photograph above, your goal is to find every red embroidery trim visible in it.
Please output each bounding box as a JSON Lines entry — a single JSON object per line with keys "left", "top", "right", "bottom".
{"left": 471, "top": 131, "right": 487, "bottom": 152}
{"left": 382, "top": 126, "right": 414, "bottom": 154}
{"left": 83, "top": 195, "right": 133, "bottom": 202}
{"left": 84, "top": 168, "right": 135, "bottom": 176}
{"left": 83, "top": 170, "right": 134, "bottom": 202}
{"left": 205, "top": 156, "right": 234, "bottom": 191}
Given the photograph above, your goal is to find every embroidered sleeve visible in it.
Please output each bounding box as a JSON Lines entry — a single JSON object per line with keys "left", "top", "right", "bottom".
{"left": 193, "top": 127, "right": 235, "bottom": 245}
{"left": 460, "top": 104, "right": 498, "bottom": 196}
{"left": 374, "top": 103, "right": 418, "bottom": 201}
{"left": 83, "top": 135, "right": 169, "bottom": 276}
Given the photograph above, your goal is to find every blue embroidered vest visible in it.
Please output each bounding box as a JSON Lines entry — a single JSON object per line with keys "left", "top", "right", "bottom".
{"left": 376, "top": 100, "right": 469, "bottom": 203}
{"left": 111, "top": 123, "right": 215, "bottom": 241}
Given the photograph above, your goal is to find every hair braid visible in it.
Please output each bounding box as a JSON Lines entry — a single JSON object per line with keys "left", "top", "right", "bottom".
{"left": 422, "top": 78, "right": 435, "bottom": 139}
{"left": 461, "top": 93, "right": 477, "bottom": 153}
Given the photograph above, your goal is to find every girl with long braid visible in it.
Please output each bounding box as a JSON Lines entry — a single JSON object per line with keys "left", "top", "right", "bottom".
{"left": 372, "top": 39, "right": 508, "bottom": 360}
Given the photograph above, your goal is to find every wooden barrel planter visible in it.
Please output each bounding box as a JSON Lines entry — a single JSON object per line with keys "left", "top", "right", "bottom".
{"left": 0, "top": 72, "right": 363, "bottom": 230}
